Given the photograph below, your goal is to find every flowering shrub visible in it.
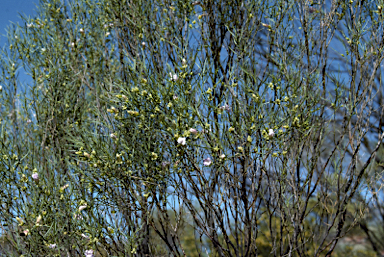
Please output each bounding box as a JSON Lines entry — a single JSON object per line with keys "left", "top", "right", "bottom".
{"left": 0, "top": 0, "right": 384, "bottom": 256}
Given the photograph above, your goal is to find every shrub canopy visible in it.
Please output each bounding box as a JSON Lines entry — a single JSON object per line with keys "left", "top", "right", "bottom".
{"left": 1, "top": 0, "right": 384, "bottom": 256}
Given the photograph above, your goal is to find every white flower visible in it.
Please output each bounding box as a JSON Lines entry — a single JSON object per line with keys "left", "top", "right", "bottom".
{"left": 170, "top": 73, "right": 178, "bottom": 81}
{"left": 27, "top": 119, "right": 32, "bottom": 124}
{"left": 70, "top": 42, "right": 75, "bottom": 47}
{"left": 81, "top": 234, "right": 90, "bottom": 239}
{"left": 182, "top": 58, "right": 187, "bottom": 64}
{"left": 177, "top": 137, "right": 186, "bottom": 145}
{"left": 219, "top": 154, "right": 225, "bottom": 159}
{"left": 0, "top": 85, "right": 2, "bottom": 91}
{"left": 79, "top": 28, "right": 84, "bottom": 33}
{"left": 110, "top": 133, "right": 117, "bottom": 139}
{"left": 32, "top": 173, "right": 39, "bottom": 180}
{"left": 104, "top": 23, "right": 113, "bottom": 28}
{"left": 84, "top": 249, "right": 94, "bottom": 257}
{"left": 27, "top": 23, "right": 33, "bottom": 28}
{"left": 49, "top": 244, "right": 56, "bottom": 249}
{"left": 142, "top": 42, "right": 146, "bottom": 47}
{"left": 268, "top": 129, "right": 275, "bottom": 138}
{"left": 189, "top": 128, "right": 198, "bottom": 134}
{"left": 41, "top": 48, "right": 46, "bottom": 52}
{"left": 105, "top": 32, "right": 110, "bottom": 37}
{"left": 203, "top": 157, "right": 212, "bottom": 166}
{"left": 78, "top": 205, "right": 87, "bottom": 211}
{"left": 201, "top": 128, "right": 212, "bottom": 134}
{"left": 173, "top": 94, "right": 178, "bottom": 100}
{"left": 36, "top": 215, "right": 42, "bottom": 224}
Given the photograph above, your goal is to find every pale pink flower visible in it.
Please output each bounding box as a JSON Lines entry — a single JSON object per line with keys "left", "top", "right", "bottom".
{"left": 170, "top": 73, "right": 178, "bottom": 81}
{"left": 189, "top": 128, "right": 198, "bottom": 134}
{"left": 49, "top": 244, "right": 56, "bottom": 249}
{"left": 309, "top": 7, "right": 316, "bottom": 13}
{"left": 74, "top": 214, "right": 83, "bottom": 220}
{"left": 177, "top": 137, "right": 186, "bottom": 145}
{"left": 162, "top": 161, "right": 170, "bottom": 168}
{"left": 84, "top": 249, "right": 94, "bottom": 257}
{"left": 219, "top": 104, "right": 231, "bottom": 112}
{"left": 262, "top": 23, "right": 271, "bottom": 28}
{"left": 32, "top": 173, "right": 39, "bottom": 180}
{"left": 23, "top": 229, "right": 29, "bottom": 236}
{"left": 203, "top": 157, "right": 212, "bottom": 166}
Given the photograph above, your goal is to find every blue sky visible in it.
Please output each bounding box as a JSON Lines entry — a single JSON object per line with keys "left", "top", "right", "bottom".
{"left": 0, "top": 0, "right": 38, "bottom": 46}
